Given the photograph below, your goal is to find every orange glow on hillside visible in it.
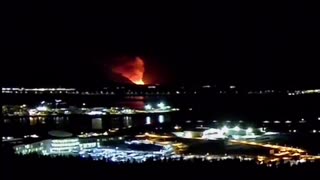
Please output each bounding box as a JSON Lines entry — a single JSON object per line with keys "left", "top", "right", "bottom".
{"left": 112, "top": 57, "right": 145, "bottom": 85}
{"left": 134, "top": 79, "right": 145, "bottom": 85}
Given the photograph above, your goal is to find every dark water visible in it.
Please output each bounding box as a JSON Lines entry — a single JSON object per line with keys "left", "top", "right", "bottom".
{"left": 3, "top": 110, "right": 320, "bottom": 136}
{"left": 2, "top": 94, "right": 320, "bottom": 153}
{"left": 2, "top": 114, "right": 172, "bottom": 136}
{"left": 3, "top": 94, "right": 320, "bottom": 135}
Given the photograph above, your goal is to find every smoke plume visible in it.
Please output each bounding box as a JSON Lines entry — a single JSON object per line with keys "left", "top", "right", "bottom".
{"left": 112, "top": 56, "right": 145, "bottom": 85}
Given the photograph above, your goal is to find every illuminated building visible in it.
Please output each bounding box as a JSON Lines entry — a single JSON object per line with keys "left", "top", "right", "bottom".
{"left": 49, "top": 138, "right": 80, "bottom": 154}
{"left": 14, "top": 138, "right": 101, "bottom": 155}
{"left": 202, "top": 129, "right": 226, "bottom": 140}
{"left": 14, "top": 131, "right": 101, "bottom": 155}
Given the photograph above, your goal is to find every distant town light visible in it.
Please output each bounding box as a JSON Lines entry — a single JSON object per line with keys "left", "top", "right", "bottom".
{"left": 312, "top": 130, "right": 317, "bottom": 133}
{"left": 221, "top": 126, "right": 229, "bottom": 133}
{"left": 144, "top": 104, "right": 152, "bottom": 110}
{"left": 299, "top": 118, "right": 306, "bottom": 123}
{"left": 28, "top": 109, "right": 37, "bottom": 115}
{"left": 87, "top": 111, "right": 104, "bottom": 115}
{"left": 157, "top": 102, "right": 165, "bottom": 109}
{"left": 158, "top": 115, "right": 164, "bottom": 123}
{"left": 246, "top": 127, "right": 253, "bottom": 134}
{"left": 233, "top": 126, "right": 240, "bottom": 132}
{"left": 146, "top": 116, "right": 151, "bottom": 125}
{"left": 30, "top": 134, "right": 39, "bottom": 138}
{"left": 259, "top": 127, "right": 266, "bottom": 132}
{"left": 36, "top": 106, "right": 48, "bottom": 111}
{"left": 185, "top": 131, "right": 193, "bottom": 138}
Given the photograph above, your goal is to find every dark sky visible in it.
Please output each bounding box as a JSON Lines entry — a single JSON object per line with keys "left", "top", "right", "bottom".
{"left": 3, "top": 1, "right": 320, "bottom": 88}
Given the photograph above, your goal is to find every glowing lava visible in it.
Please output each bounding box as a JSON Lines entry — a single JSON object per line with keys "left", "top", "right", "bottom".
{"left": 133, "top": 79, "right": 145, "bottom": 85}
{"left": 112, "top": 57, "right": 145, "bottom": 85}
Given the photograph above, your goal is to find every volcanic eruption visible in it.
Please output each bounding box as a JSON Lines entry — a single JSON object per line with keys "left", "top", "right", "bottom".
{"left": 112, "top": 56, "right": 145, "bottom": 85}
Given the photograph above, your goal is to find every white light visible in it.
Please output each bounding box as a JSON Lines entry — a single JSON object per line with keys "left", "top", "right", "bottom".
{"left": 158, "top": 115, "right": 164, "bottom": 123}
{"left": 87, "top": 111, "right": 104, "bottom": 115}
{"left": 41, "top": 101, "right": 45, "bottom": 104}
{"left": 51, "top": 142, "right": 80, "bottom": 147}
{"left": 30, "top": 134, "right": 39, "bottom": 138}
{"left": 312, "top": 130, "right": 317, "bottom": 133}
{"left": 28, "top": 109, "right": 37, "bottom": 115}
{"left": 233, "top": 126, "right": 240, "bottom": 132}
{"left": 36, "top": 106, "right": 47, "bottom": 111}
{"left": 144, "top": 104, "right": 152, "bottom": 110}
{"left": 221, "top": 126, "right": 229, "bottom": 133}
{"left": 299, "top": 119, "right": 306, "bottom": 123}
{"left": 246, "top": 127, "right": 253, "bottom": 134}
{"left": 185, "top": 131, "right": 193, "bottom": 138}
{"left": 146, "top": 116, "right": 151, "bottom": 125}
{"left": 293, "top": 129, "right": 297, "bottom": 133}
{"left": 157, "top": 102, "right": 165, "bottom": 109}
{"left": 232, "top": 135, "right": 240, "bottom": 140}
{"left": 259, "top": 127, "right": 266, "bottom": 132}
{"left": 318, "top": 117, "right": 320, "bottom": 121}
{"left": 52, "top": 139, "right": 79, "bottom": 143}
{"left": 55, "top": 99, "right": 62, "bottom": 103}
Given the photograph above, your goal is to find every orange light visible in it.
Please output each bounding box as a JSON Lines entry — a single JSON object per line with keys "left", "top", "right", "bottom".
{"left": 134, "top": 79, "right": 145, "bottom": 85}
{"left": 112, "top": 57, "right": 145, "bottom": 85}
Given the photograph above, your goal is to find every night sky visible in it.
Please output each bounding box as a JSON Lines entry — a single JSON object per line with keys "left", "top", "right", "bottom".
{"left": 3, "top": 1, "right": 320, "bottom": 88}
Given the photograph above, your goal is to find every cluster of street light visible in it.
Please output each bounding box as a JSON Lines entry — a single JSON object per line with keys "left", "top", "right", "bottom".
{"left": 80, "top": 141, "right": 174, "bottom": 163}
{"left": 4, "top": 100, "right": 178, "bottom": 117}
{"left": 144, "top": 102, "right": 171, "bottom": 110}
